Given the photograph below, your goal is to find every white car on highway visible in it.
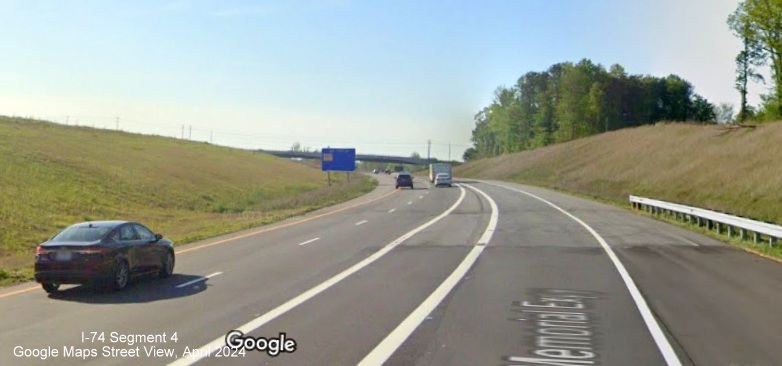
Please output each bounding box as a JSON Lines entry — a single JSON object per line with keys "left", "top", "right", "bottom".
{"left": 434, "top": 173, "right": 452, "bottom": 187}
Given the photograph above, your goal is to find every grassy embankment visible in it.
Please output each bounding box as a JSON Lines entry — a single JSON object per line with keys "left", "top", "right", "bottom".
{"left": 456, "top": 122, "right": 782, "bottom": 260}
{"left": 0, "top": 117, "right": 376, "bottom": 286}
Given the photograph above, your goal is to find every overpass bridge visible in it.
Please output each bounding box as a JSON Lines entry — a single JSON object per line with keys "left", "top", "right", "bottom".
{"left": 257, "top": 150, "right": 438, "bottom": 165}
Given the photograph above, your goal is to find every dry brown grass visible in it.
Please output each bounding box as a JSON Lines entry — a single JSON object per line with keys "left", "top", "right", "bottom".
{"left": 457, "top": 122, "right": 782, "bottom": 224}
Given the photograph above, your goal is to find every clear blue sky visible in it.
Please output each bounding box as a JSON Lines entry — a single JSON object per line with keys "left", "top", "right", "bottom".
{"left": 0, "top": 0, "right": 753, "bottom": 160}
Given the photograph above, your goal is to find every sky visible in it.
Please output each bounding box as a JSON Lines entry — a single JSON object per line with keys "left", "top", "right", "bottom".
{"left": 0, "top": 0, "right": 760, "bottom": 161}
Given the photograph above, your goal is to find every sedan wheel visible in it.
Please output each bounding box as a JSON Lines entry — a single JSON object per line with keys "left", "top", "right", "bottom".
{"left": 159, "top": 251, "right": 175, "bottom": 278}
{"left": 113, "top": 260, "right": 130, "bottom": 291}
{"left": 42, "top": 283, "right": 60, "bottom": 293}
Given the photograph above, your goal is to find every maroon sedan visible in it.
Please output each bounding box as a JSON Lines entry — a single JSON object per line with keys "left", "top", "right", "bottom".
{"left": 34, "top": 221, "right": 175, "bottom": 293}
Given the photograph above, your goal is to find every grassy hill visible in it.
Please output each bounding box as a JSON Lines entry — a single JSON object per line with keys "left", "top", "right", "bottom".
{"left": 0, "top": 117, "right": 375, "bottom": 285}
{"left": 457, "top": 122, "right": 782, "bottom": 226}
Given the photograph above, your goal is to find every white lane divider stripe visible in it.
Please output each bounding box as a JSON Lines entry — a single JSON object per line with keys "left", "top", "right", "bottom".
{"left": 358, "top": 183, "right": 498, "bottom": 365}
{"left": 167, "top": 186, "right": 468, "bottom": 366}
{"left": 407, "top": 201, "right": 413, "bottom": 205}
{"left": 418, "top": 196, "right": 423, "bottom": 199}
{"left": 355, "top": 220, "right": 368, "bottom": 226}
{"left": 487, "top": 182, "right": 683, "bottom": 366}
{"left": 298, "top": 238, "right": 321, "bottom": 246}
{"left": 175, "top": 272, "right": 223, "bottom": 289}
{"left": 388, "top": 209, "right": 396, "bottom": 213}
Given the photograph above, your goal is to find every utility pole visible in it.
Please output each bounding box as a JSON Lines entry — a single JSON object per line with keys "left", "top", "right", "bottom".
{"left": 428, "top": 140, "right": 432, "bottom": 162}
{"left": 189, "top": 125, "right": 192, "bottom": 140}
{"left": 448, "top": 143, "right": 451, "bottom": 161}
{"left": 181, "top": 125, "right": 184, "bottom": 139}
{"left": 65, "top": 116, "right": 69, "bottom": 125}
{"left": 210, "top": 131, "right": 213, "bottom": 144}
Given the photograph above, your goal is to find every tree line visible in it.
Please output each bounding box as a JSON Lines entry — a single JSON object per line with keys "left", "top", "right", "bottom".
{"left": 464, "top": 59, "right": 717, "bottom": 160}
{"left": 465, "top": 1, "right": 782, "bottom": 161}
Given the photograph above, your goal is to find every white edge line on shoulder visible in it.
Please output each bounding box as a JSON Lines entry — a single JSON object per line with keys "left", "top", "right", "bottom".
{"left": 166, "top": 186, "right": 468, "bottom": 366}
{"left": 357, "top": 183, "right": 499, "bottom": 365}
{"left": 486, "top": 181, "right": 683, "bottom": 366}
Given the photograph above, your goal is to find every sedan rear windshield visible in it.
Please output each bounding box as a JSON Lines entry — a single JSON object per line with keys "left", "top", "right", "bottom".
{"left": 52, "top": 226, "right": 111, "bottom": 242}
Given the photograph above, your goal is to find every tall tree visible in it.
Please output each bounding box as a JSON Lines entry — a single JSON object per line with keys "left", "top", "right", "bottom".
{"left": 690, "top": 95, "right": 717, "bottom": 123}
{"left": 462, "top": 147, "right": 479, "bottom": 161}
{"left": 587, "top": 82, "right": 606, "bottom": 132}
{"left": 728, "top": 0, "right": 782, "bottom": 119}
{"left": 729, "top": 5, "right": 767, "bottom": 122}
{"left": 661, "top": 75, "right": 694, "bottom": 121}
{"left": 470, "top": 109, "right": 496, "bottom": 158}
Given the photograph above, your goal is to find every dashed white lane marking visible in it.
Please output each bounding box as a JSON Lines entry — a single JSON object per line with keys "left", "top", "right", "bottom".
{"left": 488, "top": 182, "right": 683, "bottom": 366}
{"left": 358, "top": 183, "right": 498, "bottom": 365}
{"left": 298, "top": 238, "right": 321, "bottom": 246}
{"left": 418, "top": 196, "right": 423, "bottom": 199}
{"left": 167, "top": 186, "right": 468, "bottom": 366}
{"left": 388, "top": 209, "right": 396, "bottom": 213}
{"left": 175, "top": 272, "right": 223, "bottom": 289}
{"left": 407, "top": 201, "right": 413, "bottom": 205}
{"left": 355, "top": 220, "right": 368, "bottom": 226}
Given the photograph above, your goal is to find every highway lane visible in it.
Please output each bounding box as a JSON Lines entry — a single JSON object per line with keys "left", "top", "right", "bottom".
{"left": 459, "top": 180, "right": 782, "bottom": 366}
{"left": 2, "top": 174, "right": 782, "bottom": 365}
{"left": 192, "top": 182, "right": 491, "bottom": 366}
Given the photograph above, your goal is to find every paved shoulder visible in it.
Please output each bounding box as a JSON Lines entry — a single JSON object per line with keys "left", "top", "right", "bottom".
{"left": 480, "top": 180, "right": 782, "bottom": 366}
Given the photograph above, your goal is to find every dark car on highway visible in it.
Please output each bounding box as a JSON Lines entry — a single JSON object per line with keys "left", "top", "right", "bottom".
{"left": 34, "top": 221, "right": 175, "bottom": 293}
{"left": 395, "top": 172, "right": 414, "bottom": 189}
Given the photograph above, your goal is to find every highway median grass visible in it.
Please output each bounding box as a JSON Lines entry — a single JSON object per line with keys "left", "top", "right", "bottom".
{"left": 0, "top": 117, "right": 376, "bottom": 287}
{"left": 456, "top": 121, "right": 782, "bottom": 261}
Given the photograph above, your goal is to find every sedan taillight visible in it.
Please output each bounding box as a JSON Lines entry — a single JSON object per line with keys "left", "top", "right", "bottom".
{"left": 77, "top": 246, "right": 109, "bottom": 257}
{"left": 35, "top": 246, "right": 51, "bottom": 258}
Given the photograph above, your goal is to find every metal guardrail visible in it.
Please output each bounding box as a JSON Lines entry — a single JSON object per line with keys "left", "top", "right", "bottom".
{"left": 629, "top": 195, "right": 781, "bottom": 246}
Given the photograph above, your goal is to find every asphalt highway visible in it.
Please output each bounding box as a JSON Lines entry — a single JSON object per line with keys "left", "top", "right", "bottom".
{"left": 1, "top": 174, "right": 781, "bottom": 366}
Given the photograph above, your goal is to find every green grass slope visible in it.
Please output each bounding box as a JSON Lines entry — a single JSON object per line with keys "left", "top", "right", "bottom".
{"left": 457, "top": 122, "right": 782, "bottom": 225}
{"left": 0, "top": 117, "right": 375, "bottom": 284}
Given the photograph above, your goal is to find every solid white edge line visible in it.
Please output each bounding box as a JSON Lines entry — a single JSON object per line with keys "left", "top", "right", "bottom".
{"left": 486, "top": 182, "right": 683, "bottom": 366}
{"left": 167, "top": 186, "right": 468, "bottom": 366}
{"left": 298, "top": 238, "right": 321, "bottom": 246}
{"left": 355, "top": 220, "right": 368, "bottom": 226}
{"left": 357, "top": 183, "right": 499, "bottom": 366}
{"left": 175, "top": 272, "right": 223, "bottom": 289}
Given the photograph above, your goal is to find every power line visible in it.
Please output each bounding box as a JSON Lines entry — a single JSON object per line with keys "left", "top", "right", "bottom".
{"left": 7, "top": 113, "right": 472, "bottom": 159}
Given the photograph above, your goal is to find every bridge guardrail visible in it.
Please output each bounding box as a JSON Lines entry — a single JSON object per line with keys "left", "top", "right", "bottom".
{"left": 629, "top": 195, "right": 781, "bottom": 246}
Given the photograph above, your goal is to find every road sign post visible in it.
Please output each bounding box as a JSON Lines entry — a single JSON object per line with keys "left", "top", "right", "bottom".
{"left": 321, "top": 148, "right": 356, "bottom": 187}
